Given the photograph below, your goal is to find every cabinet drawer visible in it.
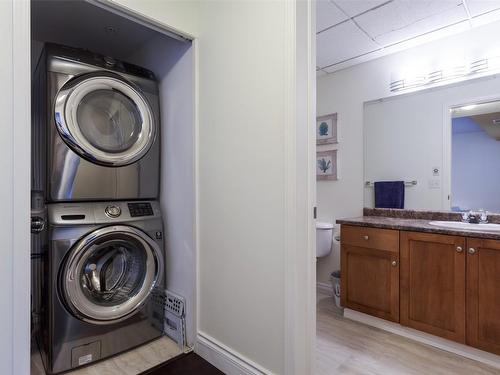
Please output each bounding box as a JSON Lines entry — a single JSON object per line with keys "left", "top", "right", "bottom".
{"left": 341, "top": 225, "right": 399, "bottom": 252}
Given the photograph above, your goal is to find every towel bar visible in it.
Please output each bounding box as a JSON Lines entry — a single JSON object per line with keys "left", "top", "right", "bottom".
{"left": 364, "top": 180, "right": 417, "bottom": 187}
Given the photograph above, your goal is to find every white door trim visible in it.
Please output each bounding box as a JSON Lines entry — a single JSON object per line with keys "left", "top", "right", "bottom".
{"left": 283, "top": 0, "right": 316, "bottom": 374}
{"left": 196, "top": 332, "right": 271, "bottom": 375}
{"left": 12, "top": 0, "right": 31, "bottom": 374}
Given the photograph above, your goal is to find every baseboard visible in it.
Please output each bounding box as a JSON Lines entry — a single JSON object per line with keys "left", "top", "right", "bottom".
{"left": 316, "top": 282, "right": 332, "bottom": 295}
{"left": 344, "top": 308, "right": 500, "bottom": 370}
{"left": 195, "top": 331, "right": 272, "bottom": 375}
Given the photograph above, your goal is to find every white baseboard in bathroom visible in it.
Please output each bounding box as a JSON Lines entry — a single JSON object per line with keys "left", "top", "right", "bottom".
{"left": 344, "top": 308, "right": 500, "bottom": 370}
{"left": 316, "top": 282, "right": 333, "bottom": 295}
{"left": 195, "top": 331, "right": 271, "bottom": 375}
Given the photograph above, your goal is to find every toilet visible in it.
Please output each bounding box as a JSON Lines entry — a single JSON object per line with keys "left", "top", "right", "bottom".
{"left": 316, "top": 221, "right": 334, "bottom": 257}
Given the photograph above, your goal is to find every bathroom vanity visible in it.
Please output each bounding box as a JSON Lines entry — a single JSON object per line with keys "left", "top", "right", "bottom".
{"left": 338, "top": 210, "right": 500, "bottom": 356}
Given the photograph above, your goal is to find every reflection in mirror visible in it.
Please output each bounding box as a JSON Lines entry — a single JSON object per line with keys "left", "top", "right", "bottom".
{"left": 451, "top": 101, "right": 500, "bottom": 213}
{"left": 363, "top": 74, "right": 500, "bottom": 213}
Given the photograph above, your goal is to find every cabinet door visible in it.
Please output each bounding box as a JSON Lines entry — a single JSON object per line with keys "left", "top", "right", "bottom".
{"left": 341, "top": 226, "right": 399, "bottom": 322}
{"left": 400, "top": 231, "right": 466, "bottom": 343}
{"left": 466, "top": 238, "right": 500, "bottom": 355}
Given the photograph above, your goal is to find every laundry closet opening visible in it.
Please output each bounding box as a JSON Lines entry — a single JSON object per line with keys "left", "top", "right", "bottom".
{"left": 30, "top": 1, "right": 196, "bottom": 373}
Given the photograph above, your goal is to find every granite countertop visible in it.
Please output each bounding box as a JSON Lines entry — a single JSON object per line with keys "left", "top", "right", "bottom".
{"left": 337, "top": 215, "right": 500, "bottom": 240}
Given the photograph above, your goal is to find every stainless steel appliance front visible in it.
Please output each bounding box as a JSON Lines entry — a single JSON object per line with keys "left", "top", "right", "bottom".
{"left": 40, "top": 201, "right": 165, "bottom": 374}
{"left": 33, "top": 44, "right": 160, "bottom": 202}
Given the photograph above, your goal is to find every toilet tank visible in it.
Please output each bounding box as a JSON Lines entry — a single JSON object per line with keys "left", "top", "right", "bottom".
{"left": 316, "top": 222, "right": 333, "bottom": 257}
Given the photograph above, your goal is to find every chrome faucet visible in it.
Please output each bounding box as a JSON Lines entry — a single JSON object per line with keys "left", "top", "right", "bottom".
{"left": 462, "top": 210, "right": 488, "bottom": 224}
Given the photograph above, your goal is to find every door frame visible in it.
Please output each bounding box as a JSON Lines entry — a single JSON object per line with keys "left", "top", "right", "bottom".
{"left": 11, "top": 0, "right": 31, "bottom": 374}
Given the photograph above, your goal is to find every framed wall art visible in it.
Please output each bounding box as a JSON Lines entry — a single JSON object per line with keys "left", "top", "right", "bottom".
{"left": 316, "top": 113, "right": 338, "bottom": 145}
{"left": 316, "top": 150, "right": 337, "bottom": 181}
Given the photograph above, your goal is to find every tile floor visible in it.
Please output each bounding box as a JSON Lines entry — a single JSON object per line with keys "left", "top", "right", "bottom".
{"left": 31, "top": 336, "right": 184, "bottom": 375}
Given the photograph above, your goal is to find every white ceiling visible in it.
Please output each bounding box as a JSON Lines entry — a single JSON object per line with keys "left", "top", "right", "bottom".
{"left": 317, "top": 0, "right": 500, "bottom": 74}
{"left": 31, "top": 0, "right": 160, "bottom": 61}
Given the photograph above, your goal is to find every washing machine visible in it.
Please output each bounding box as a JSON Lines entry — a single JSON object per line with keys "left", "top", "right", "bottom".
{"left": 33, "top": 43, "right": 160, "bottom": 202}
{"left": 39, "top": 200, "right": 165, "bottom": 374}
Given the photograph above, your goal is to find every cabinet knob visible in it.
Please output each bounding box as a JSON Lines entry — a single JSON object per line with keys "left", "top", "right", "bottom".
{"left": 363, "top": 235, "right": 369, "bottom": 240}
{"left": 456, "top": 246, "right": 463, "bottom": 253}
{"left": 468, "top": 247, "right": 476, "bottom": 255}
{"left": 391, "top": 260, "right": 398, "bottom": 267}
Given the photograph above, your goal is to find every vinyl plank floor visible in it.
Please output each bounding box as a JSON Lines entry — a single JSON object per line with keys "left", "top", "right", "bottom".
{"left": 316, "top": 292, "right": 500, "bottom": 375}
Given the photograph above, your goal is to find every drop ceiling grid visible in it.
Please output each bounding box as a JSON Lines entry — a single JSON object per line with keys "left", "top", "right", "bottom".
{"left": 317, "top": 0, "right": 500, "bottom": 74}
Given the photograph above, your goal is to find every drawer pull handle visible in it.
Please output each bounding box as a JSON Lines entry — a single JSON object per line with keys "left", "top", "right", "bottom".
{"left": 456, "top": 246, "right": 463, "bottom": 253}
{"left": 391, "top": 260, "right": 398, "bottom": 267}
{"left": 468, "top": 247, "right": 476, "bottom": 255}
{"left": 363, "top": 235, "right": 369, "bottom": 240}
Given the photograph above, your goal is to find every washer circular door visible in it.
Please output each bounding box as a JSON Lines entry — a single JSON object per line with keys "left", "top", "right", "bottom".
{"left": 60, "top": 225, "right": 163, "bottom": 324}
{"left": 55, "top": 71, "right": 156, "bottom": 167}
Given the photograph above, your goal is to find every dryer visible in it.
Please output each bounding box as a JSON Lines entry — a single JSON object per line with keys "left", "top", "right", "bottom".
{"left": 33, "top": 44, "right": 160, "bottom": 202}
{"left": 39, "top": 200, "right": 165, "bottom": 374}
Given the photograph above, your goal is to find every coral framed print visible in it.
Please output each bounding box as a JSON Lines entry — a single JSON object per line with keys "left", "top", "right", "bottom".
{"left": 316, "top": 113, "right": 338, "bottom": 145}
{"left": 317, "top": 150, "right": 337, "bottom": 181}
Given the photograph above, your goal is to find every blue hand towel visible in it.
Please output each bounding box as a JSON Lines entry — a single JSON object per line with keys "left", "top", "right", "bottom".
{"left": 374, "top": 181, "right": 405, "bottom": 209}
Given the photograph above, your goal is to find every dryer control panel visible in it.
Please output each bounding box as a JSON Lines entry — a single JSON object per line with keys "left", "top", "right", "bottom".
{"left": 128, "top": 202, "right": 154, "bottom": 217}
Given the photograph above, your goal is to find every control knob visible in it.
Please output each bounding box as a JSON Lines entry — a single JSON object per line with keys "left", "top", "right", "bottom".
{"left": 105, "top": 205, "right": 121, "bottom": 218}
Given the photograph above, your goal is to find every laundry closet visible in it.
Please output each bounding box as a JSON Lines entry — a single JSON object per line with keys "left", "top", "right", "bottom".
{"left": 30, "top": 1, "right": 196, "bottom": 373}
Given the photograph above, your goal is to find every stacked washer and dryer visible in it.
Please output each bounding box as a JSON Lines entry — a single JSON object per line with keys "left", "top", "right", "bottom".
{"left": 33, "top": 44, "right": 166, "bottom": 374}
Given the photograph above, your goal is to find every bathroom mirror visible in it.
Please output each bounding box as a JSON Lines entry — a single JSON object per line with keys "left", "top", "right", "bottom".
{"left": 363, "top": 75, "right": 500, "bottom": 213}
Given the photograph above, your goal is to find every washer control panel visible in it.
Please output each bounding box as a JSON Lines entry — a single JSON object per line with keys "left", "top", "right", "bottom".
{"left": 128, "top": 202, "right": 154, "bottom": 217}
{"left": 104, "top": 205, "right": 121, "bottom": 218}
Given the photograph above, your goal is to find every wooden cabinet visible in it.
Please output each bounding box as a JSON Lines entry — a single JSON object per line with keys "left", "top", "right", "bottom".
{"left": 400, "top": 231, "right": 466, "bottom": 343}
{"left": 341, "top": 225, "right": 500, "bottom": 355}
{"left": 340, "top": 225, "right": 400, "bottom": 322}
{"left": 466, "top": 238, "right": 500, "bottom": 355}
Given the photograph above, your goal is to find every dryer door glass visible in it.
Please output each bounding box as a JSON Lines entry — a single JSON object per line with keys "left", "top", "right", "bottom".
{"left": 77, "top": 89, "right": 142, "bottom": 153}
{"left": 55, "top": 71, "right": 156, "bottom": 167}
{"left": 61, "top": 226, "right": 163, "bottom": 323}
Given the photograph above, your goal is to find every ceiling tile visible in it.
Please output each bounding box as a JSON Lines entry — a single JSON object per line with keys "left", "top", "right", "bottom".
{"left": 317, "top": 0, "right": 349, "bottom": 33}
{"left": 316, "top": 20, "right": 380, "bottom": 68}
{"left": 356, "top": 0, "right": 463, "bottom": 40}
{"left": 466, "top": 0, "right": 500, "bottom": 16}
{"left": 333, "top": 0, "right": 388, "bottom": 17}
{"left": 374, "top": 4, "right": 468, "bottom": 46}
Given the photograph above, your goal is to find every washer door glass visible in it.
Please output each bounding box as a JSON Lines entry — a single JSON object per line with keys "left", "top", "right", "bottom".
{"left": 55, "top": 71, "right": 156, "bottom": 167}
{"left": 61, "top": 226, "right": 163, "bottom": 323}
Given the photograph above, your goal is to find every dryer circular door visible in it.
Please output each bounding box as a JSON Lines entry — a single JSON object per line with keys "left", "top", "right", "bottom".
{"left": 60, "top": 225, "right": 163, "bottom": 324}
{"left": 54, "top": 71, "right": 156, "bottom": 167}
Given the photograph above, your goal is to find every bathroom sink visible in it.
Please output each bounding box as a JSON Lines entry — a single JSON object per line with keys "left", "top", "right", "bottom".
{"left": 429, "top": 221, "right": 500, "bottom": 232}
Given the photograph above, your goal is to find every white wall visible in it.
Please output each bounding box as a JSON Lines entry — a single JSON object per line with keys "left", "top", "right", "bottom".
{"left": 316, "top": 20, "right": 500, "bottom": 284}
{"left": 127, "top": 35, "right": 197, "bottom": 346}
{"left": 452, "top": 128, "right": 500, "bottom": 212}
{"left": 112, "top": 0, "right": 198, "bottom": 37}
{"left": 196, "top": 2, "right": 289, "bottom": 373}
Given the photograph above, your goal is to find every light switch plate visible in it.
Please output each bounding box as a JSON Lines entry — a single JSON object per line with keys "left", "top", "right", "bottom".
{"left": 428, "top": 179, "right": 440, "bottom": 189}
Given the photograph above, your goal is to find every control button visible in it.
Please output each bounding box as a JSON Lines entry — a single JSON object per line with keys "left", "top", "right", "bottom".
{"left": 105, "top": 205, "right": 121, "bottom": 218}
{"left": 155, "top": 231, "right": 163, "bottom": 239}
